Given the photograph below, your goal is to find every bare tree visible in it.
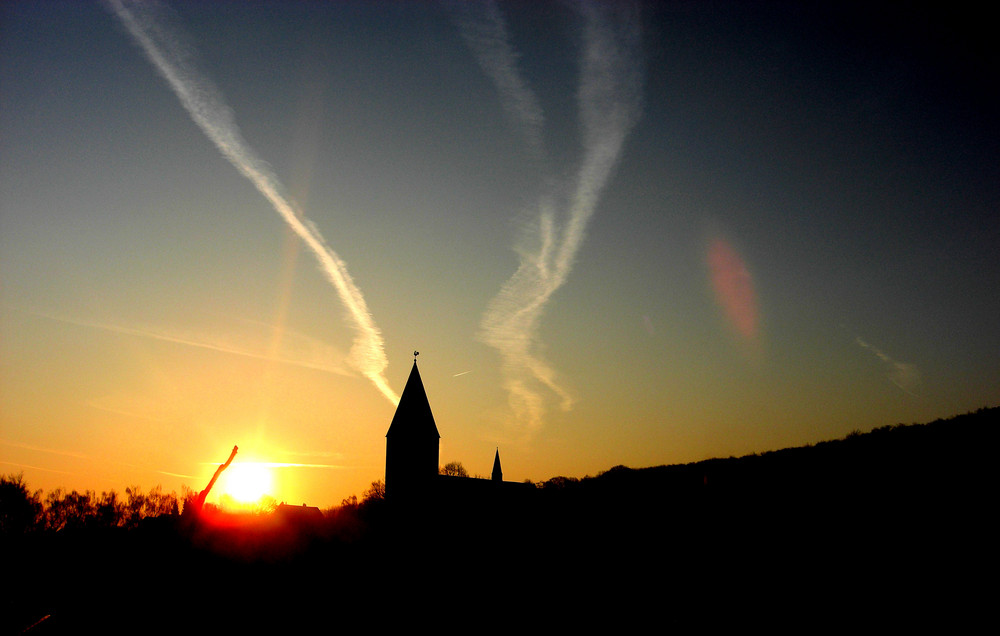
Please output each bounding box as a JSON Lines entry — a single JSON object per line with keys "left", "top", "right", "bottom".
{"left": 0, "top": 472, "right": 42, "bottom": 534}
{"left": 362, "top": 480, "right": 385, "bottom": 503}
{"left": 440, "top": 461, "right": 469, "bottom": 478}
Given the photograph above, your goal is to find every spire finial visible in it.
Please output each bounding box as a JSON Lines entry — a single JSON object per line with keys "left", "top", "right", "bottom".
{"left": 413, "top": 350, "right": 419, "bottom": 363}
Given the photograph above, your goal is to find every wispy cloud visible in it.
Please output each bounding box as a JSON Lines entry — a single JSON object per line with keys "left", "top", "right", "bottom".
{"left": 156, "top": 470, "right": 196, "bottom": 480}
{"left": 37, "top": 310, "right": 352, "bottom": 377}
{"left": 104, "top": 0, "right": 397, "bottom": 404}
{"left": 0, "top": 460, "right": 76, "bottom": 476}
{"left": 259, "top": 462, "right": 344, "bottom": 470}
{"left": 0, "top": 438, "right": 91, "bottom": 461}
{"left": 471, "top": 2, "right": 643, "bottom": 434}
{"left": 0, "top": 441, "right": 89, "bottom": 476}
{"left": 197, "top": 461, "right": 343, "bottom": 470}
{"left": 276, "top": 449, "right": 344, "bottom": 460}
{"left": 448, "top": 0, "right": 545, "bottom": 157}
{"left": 856, "top": 337, "right": 921, "bottom": 396}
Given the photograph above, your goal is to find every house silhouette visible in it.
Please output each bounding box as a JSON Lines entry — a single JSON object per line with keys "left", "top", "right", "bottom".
{"left": 384, "top": 359, "right": 533, "bottom": 505}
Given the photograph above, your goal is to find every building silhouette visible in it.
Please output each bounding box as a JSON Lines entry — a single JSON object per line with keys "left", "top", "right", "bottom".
{"left": 384, "top": 359, "right": 440, "bottom": 501}
{"left": 384, "top": 359, "right": 533, "bottom": 505}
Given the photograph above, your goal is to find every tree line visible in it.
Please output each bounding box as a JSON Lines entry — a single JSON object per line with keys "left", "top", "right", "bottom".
{"left": 4, "top": 406, "right": 995, "bottom": 537}
{"left": 0, "top": 473, "right": 194, "bottom": 534}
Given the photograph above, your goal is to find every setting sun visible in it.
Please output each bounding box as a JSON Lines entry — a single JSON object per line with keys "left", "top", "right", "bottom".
{"left": 219, "top": 463, "right": 273, "bottom": 504}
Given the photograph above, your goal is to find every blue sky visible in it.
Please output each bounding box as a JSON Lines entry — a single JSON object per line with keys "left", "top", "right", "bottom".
{"left": 2, "top": 1, "right": 997, "bottom": 507}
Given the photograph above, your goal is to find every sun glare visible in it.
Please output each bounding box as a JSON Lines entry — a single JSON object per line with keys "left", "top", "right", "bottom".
{"left": 220, "top": 462, "right": 273, "bottom": 504}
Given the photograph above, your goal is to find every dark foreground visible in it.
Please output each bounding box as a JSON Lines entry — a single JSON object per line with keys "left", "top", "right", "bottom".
{"left": 4, "top": 408, "right": 995, "bottom": 632}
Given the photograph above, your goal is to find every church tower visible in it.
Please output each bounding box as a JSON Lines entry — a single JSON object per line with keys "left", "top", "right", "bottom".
{"left": 385, "top": 357, "right": 440, "bottom": 500}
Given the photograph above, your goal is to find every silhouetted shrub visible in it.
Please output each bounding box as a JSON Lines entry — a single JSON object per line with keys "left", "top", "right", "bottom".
{"left": 0, "top": 472, "right": 42, "bottom": 534}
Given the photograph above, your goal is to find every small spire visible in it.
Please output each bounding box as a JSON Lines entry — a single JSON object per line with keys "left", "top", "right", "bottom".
{"left": 492, "top": 446, "right": 503, "bottom": 482}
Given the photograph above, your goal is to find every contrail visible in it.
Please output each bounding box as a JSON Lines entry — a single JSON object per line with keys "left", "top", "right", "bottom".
{"left": 472, "top": 2, "right": 643, "bottom": 433}
{"left": 35, "top": 309, "right": 353, "bottom": 377}
{"left": 448, "top": 0, "right": 545, "bottom": 158}
{"left": 855, "top": 337, "right": 922, "bottom": 396}
{"left": 157, "top": 470, "right": 197, "bottom": 480}
{"left": 0, "top": 461, "right": 75, "bottom": 476}
{"left": 1, "top": 439, "right": 91, "bottom": 460}
{"left": 105, "top": 0, "right": 398, "bottom": 404}
{"left": 236, "top": 462, "right": 343, "bottom": 469}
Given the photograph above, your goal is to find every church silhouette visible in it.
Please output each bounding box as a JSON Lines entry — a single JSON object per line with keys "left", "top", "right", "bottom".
{"left": 384, "top": 358, "right": 534, "bottom": 505}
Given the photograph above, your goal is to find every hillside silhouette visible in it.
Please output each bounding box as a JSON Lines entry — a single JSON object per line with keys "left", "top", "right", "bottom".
{"left": 538, "top": 406, "right": 996, "bottom": 516}
{"left": 3, "top": 407, "right": 995, "bottom": 632}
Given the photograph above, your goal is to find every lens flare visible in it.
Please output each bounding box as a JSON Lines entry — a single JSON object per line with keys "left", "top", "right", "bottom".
{"left": 708, "top": 238, "right": 758, "bottom": 341}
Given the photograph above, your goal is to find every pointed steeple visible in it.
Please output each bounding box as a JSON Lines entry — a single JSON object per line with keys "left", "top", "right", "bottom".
{"left": 492, "top": 447, "right": 503, "bottom": 482}
{"left": 385, "top": 359, "right": 440, "bottom": 500}
{"left": 385, "top": 360, "right": 440, "bottom": 441}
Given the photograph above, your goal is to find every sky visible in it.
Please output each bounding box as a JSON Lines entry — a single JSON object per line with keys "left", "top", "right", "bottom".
{"left": 2, "top": 0, "right": 998, "bottom": 509}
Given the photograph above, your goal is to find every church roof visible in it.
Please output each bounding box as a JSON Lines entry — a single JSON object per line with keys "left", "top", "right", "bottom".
{"left": 386, "top": 361, "right": 440, "bottom": 441}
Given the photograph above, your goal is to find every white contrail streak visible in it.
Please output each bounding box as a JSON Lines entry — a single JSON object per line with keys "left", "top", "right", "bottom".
{"left": 449, "top": 0, "right": 545, "bottom": 158}
{"left": 105, "top": 0, "right": 398, "bottom": 404}
{"left": 473, "top": 2, "right": 643, "bottom": 433}
{"left": 35, "top": 309, "right": 353, "bottom": 377}
{"left": 855, "top": 337, "right": 922, "bottom": 396}
{"left": 1, "top": 439, "right": 91, "bottom": 460}
{"left": 157, "top": 470, "right": 197, "bottom": 479}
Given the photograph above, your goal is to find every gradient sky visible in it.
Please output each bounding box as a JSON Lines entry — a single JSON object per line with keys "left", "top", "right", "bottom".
{"left": 2, "top": 1, "right": 998, "bottom": 509}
